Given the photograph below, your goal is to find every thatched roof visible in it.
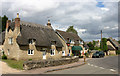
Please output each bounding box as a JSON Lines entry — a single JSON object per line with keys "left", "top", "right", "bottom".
{"left": 56, "top": 30, "right": 83, "bottom": 45}
{"left": 9, "top": 21, "right": 63, "bottom": 47}
{"left": 107, "top": 37, "right": 120, "bottom": 50}
{"left": 0, "top": 31, "right": 5, "bottom": 45}
{"left": 107, "top": 45, "right": 115, "bottom": 50}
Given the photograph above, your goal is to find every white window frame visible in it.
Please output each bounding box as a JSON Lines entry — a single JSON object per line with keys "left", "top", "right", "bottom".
{"left": 28, "top": 49, "right": 34, "bottom": 55}
{"left": 50, "top": 49, "right": 55, "bottom": 56}
{"left": 8, "top": 38, "right": 13, "bottom": 44}
{"left": 8, "top": 49, "right": 10, "bottom": 55}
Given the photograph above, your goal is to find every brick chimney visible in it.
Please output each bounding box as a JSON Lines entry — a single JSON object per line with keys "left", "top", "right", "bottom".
{"left": 15, "top": 13, "right": 20, "bottom": 27}
{"left": 6, "top": 20, "right": 11, "bottom": 30}
{"left": 47, "top": 20, "right": 52, "bottom": 28}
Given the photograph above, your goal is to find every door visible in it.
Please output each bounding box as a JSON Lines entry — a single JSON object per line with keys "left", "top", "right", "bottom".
{"left": 62, "top": 51, "right": 65, "bottom": 56}
{"left": 43, "top": 51, "right": 46, "bottom": 59}
{"left": 69, "top": 49, "right": 71, "bottom": 56}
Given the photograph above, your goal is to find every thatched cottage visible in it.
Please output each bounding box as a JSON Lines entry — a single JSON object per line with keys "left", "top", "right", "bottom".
{"left": 3, "top": 13, "right": 63, "bottom": 60}
{"left": 56, "top": 30, "right": 85, "bottom": 56}
{"left": 107, "top": 37, "right": 120, "bottom": 55}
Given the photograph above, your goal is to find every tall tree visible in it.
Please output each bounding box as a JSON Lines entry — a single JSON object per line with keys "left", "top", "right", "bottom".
{"left": 100, "top": 38, "right": 108, "bottom": 53}
{"left": 87, "top": 42, "right": 94, "bottom": 50}
{"left": 2, "top": 15, "right": 8, "bottom": 32}
{"left": 0, "top": 16, "right": 2, "bottom": 32}
{"left": 66, "top": 26, "right": 78, "bottom": 34}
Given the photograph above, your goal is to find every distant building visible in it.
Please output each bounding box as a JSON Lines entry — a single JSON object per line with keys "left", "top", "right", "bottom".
{"left": 56, "top": 30, "right": 86, "bottom": 56}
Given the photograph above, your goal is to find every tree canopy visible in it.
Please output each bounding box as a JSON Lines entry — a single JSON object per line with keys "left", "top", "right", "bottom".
{"left": 100, "top": 38, "right": 108, "bottom": 52}
{"left": 2, "top": 15, "right": 8, "bottom": 32}
{"left": 87, "top": 42, "right": 94, "bottom": 50}
{"left": 66, "top": 26, "right": 78, "bottom": 34}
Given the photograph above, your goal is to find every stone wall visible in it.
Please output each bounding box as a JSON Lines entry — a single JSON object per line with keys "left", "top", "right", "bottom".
{"left": 23, "top": 56, "right": 79, "bottom": 70}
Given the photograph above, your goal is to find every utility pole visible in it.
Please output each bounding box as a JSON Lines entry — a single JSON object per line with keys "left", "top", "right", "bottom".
{"left": 101, "top": 30, "right": 102, "bottom": 50}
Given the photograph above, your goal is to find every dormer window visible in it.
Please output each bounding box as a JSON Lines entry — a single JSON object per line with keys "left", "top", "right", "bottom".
{"left": 29, "top": 39, "right": 36, "bottom": 44}
{"left": 79, "top": 40, "right": 83, "bottom": 44}
{"left": 70, "top": 39, "right": 75, "bottom": 44}
{"left": 51, "top": 41, "right": 56, "bottom": 45}
{"left": 8, "top": 37, "right": 13, "bottom": 44}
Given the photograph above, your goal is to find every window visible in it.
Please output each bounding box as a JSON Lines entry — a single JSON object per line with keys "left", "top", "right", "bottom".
{"left": 8, "top": 49, "right": 10, "bottom": 55}
{"left": 70, "top": 40, "right": 75, "bottom": 44}
{"left": 50, "top": 49, "right": 55, "bottom": 56}
{"left": 29, "top": 39, "right": 36, "bottom": 44}
{"left": 9, "top": 38, "right": 13, "bottom": 44}
{"left": 28, "top": 49, "right": 34, "bottom": 55}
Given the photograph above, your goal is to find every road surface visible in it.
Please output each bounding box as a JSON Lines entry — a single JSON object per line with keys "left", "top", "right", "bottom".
{"left": 46, "top": 55, "right": 119, "bottom": 74}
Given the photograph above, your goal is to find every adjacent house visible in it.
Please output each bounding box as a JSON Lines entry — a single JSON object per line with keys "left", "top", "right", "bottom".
{"left": 3, "top": 13, "right": 63, "bottom": 60}
{"left": 56, "top": 30, "right": 85, "bottom": 56}
{"left": 0, "top": 32, "right": 5, "bottom": 56}
{"left": 107, "top": 37, "right": 120, "bottom": 55}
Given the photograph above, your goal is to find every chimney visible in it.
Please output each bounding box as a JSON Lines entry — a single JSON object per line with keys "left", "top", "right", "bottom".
{"left": 6, "top": 20, "right": 11, "bottom": 30}
{"left": 15, "top": 13, "right": 20, "bottom": 27}
{"left": 47, "top": 20, "right": 52, "bottom": 28}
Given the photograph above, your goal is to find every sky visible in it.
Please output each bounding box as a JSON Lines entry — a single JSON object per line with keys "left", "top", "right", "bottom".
{"left": 1, "top": 0, "right": 119, "bottom": 42}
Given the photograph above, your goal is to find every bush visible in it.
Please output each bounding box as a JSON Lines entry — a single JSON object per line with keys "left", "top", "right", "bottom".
{"left": 116, "top": 50, "right": 120, "bottom": 55}
{"left": 2, "top": 54, "right": 7, "bottom": 60}
{"left": 28, "top": 59, "right": 32, "bottom": 61}
{"left": 71, "top": 54, "right": 74, "bottom": 56}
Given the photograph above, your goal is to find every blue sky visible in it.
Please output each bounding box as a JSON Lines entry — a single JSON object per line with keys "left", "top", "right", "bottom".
{"left": 1, "top": 0, "right": 119, "bottom": 41}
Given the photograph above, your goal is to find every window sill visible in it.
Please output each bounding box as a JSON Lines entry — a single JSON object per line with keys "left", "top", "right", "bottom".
{"left": 28, "top": 54, "right": 34, "bottom": 55}
{"left": 51, "top": 55, "right": 55, "bottom": 56}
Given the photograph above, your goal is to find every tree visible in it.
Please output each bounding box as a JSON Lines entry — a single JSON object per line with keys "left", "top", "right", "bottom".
{"left": 100, "top": 38, "right": 108, "bottom": 53}
{"left": 2, "top": 15, "right": 8, "bottom": 32}
{"left": 118, "top": 40, "right": 120, "bottom": 44}
{"left": 66, "top": 26, "right": 78, "bottom": 34}
{"left": 0, "top": 16, "right": 2, "bottom": 32}
{"left": 87, "top": 42, "right": 94, "bottom": 50}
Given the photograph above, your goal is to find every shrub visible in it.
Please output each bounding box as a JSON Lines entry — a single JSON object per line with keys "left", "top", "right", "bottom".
{"left": 84, "top": 53, "right": 89, "bottom": 58}
{"left": 28, "top": 59, "right": 32, "bottom": 61}
{"left": 116, "top": 50, "right": 120, "bottom": 55}
{"left": 71, "top": 54, "right": 74, "bottom": 56}
{"left": 2, "top": 54, "right": 7, "bottom": 60}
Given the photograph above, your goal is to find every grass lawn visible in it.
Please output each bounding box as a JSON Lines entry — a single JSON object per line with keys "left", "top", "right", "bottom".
{"left": 2, "top": 59, "right": 24, "bottom": 70}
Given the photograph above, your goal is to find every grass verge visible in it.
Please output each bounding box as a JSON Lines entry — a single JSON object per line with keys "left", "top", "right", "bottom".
{"left": 2, "top": 59, "right": 24, "bottom": 70}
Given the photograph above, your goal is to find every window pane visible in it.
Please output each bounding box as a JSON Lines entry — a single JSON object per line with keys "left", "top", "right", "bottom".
{"left": 28, "top": 50, "right": 30, "bottom": 54}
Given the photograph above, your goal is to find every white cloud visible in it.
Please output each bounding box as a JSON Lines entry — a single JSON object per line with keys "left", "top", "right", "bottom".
{"left": 101, "top": 7, "right": 109, "bottom": 11}
{"left": 104, "top": 26, "right": 110, "bottom": 29}
{"left": 92, "top": 16, "right": 102, "bottom": 20}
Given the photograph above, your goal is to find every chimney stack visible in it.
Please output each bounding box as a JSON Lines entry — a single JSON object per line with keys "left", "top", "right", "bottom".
{"left": 47, "top": 20, "right": 52, "bottom": 28}
{"left": 6, "top": 20, "right": 11, "bottom": 30}
{"left": 15, "top": 13, "right": 20, "bottom": 27}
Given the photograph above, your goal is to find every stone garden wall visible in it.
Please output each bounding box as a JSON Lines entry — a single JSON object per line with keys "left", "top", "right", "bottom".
{"left": 23, "top": 56, "right": 79, "bottom": 70}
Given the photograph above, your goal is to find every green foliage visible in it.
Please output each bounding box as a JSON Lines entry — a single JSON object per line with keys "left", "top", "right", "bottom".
{"left": 100, "top": 38, "right": 108, "bottom": 52}
{"left": 28, "top": 59, "right": 32, "bottom": 61}
{"left": 66, "top": 26, "right": 78, "bottom": 34}
{"left": 2, "top": 15, "right": 8, "bottom": 32}
{"left": 87, "top": 42, "right": 94, "bottom": 50}
{"left": 84, "top": 53, "right": 89, "bottom": 58}
{"left": 93, "top": 40, "right": 96, "bottom": 46}
{"left": 2, "top": 59, "right": 24, "bottom": 70}
{"left": 71, "top": 54, "right": 74, "bottom": 56}
{"left": 116, "top": 50, "right": 120, "bottom": 55}
{"left": 94, "top": 46, "right": 99, "bottom": 50}
{"left": 98, "top": 49, "right": 102, "bottom": 51}
{"left": 2, "top": 54, "right": 7, "bottom": 60}
{"left": 118, "top": 40, "right": 120, "bottom": 44}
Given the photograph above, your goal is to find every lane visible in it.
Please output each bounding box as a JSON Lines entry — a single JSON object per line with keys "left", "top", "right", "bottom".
{"left": 87, "top": 56, "right": 118, "bottom": 71}
{"left": 46, "top": 56, "right": 119, "bottom": 74}
{"left": 46, "top": 63, "right": 117, "bottom": 74}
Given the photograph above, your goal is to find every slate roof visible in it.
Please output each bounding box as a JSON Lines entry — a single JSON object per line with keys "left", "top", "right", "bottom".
{"left": 9, "top": 21, "right": 63, "bottom": 47}
{"left": 56, "top": 30, "right": 83, "bottom": 45}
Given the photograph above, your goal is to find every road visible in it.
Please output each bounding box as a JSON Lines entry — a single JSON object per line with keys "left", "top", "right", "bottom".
{"left": 46, "top": 55, "right": 119, "bottom": 74}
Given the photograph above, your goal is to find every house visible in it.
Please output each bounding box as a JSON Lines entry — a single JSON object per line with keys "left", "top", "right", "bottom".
{"left": 107, "top": 37, "right": 120, "bottom": 55}
{"left": 56, "top": 30, "right": 85, "bottom": 56}
{"left": 3, "top": 13, "right": 63, "bottom": 60}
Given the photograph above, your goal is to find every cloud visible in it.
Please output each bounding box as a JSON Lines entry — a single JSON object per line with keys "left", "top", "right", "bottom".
{"left": 1, "top": 0, "right": 118, "bottom": 41}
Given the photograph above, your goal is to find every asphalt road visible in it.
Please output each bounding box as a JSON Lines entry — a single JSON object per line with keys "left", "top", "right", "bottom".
{"left": 46, "top": 55, "right": 119, "bottom": 74}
